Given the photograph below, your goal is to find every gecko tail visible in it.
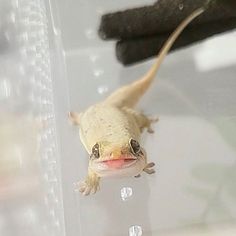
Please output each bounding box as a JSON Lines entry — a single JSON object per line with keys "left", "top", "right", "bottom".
{"left": 105, "top": 7, "right": 205, "bottom": 108}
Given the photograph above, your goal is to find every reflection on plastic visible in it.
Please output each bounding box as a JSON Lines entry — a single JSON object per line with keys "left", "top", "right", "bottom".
{"left": 194, "top": 32, "right": 236, "bottom": 72}
{"left": 129, "top": 225, "right": 143, "bottom": 236}
{"left": 121, "top": 187, "right": 133, "bottom": 201}
{"left": 93, "top": 68, "right": 104, "bottom": 77}
{"left": 0, "top": 0, "right": 64, "bottom": 235}
{"left": 0, "top": 113, "right": 41, "bottom": 201}
{"left": 97, "top": 85, "right": 109, "bottom": 94}
{"left": 0, "top": 79, "right": 11, "bottom": 99}
{"left": 85, "top": 29, "right": 96, "bottom": 39}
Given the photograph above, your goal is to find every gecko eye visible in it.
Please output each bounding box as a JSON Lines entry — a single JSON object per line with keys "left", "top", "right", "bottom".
{"left": 91, "top": 143, "right": 100, "bottom": 159}
{"left": 129, "top": 139, "right": 141, "bottom": 155}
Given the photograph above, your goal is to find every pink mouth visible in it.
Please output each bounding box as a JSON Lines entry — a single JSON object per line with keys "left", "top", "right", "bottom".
{"left": 101, "top": 158, "right": 136, "bottom": 169}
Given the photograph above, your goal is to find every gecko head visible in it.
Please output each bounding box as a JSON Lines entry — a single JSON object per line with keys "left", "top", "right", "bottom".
{"left": 88, "top": 139, "right": 146, "bottom": 177}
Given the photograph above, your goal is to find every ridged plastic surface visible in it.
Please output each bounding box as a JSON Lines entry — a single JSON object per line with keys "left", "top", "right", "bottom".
{"left": 0, "top": 0, "right": 64, "bottom": 235}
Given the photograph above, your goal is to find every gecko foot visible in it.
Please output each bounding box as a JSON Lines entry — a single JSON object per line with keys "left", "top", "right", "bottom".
{"left": 74, "top": 171, "right": 100, "bottom": 196}
{"left": 143, "top": 162, "right": 156, "bottom": 175}
{"left": 147, "top": 117, "right": 159, "bottom": 133}
{"left": 74, "top": 180, "right": 100, "bottom": 196}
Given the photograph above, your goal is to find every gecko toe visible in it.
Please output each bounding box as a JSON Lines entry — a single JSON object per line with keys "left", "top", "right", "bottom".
{"left": 151, "top": 117, "right": 159, "bottom": 123}
{"left": 74, "top": 181, "right": 84, "bottom": 192}
{"left": 147, "top": 117, "right": 159, "bottom": 133}
{"left": 148, "top": 169, "right": 155, "bottom": 174}
{"left": 143, "top": 162, "right": 156, "bottom": 175}
{"left": 147, "top": 127, "right": 155, "bottom": 133}
{"left": 79, "top": 183, "right": 86, "bottom": 193}
{"left": 76, "top": 180, "right": 99, "bottom": 196}
{"left": 146, "top": 162, "right": 155, "bottom": 168}
{"left": 144, "top": 168, "right": 155, "bottom": 175}
{"left": 83, "top": 187, "right": 92, "bottom": 196}
{"left": 91, "top": 183, "right": 99, "bottom": 194}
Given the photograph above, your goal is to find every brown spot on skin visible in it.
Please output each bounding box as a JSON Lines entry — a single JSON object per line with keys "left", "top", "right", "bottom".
{"left": 121, "top": 150, "right": 125, "bottom": 155}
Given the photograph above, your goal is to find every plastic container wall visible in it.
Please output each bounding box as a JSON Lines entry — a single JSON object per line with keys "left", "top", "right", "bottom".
{"left": 57, "top": 1, "right": 236, "bottom": 236}
{"left": 0, "top": 0, "right": 65, "bottom": 235}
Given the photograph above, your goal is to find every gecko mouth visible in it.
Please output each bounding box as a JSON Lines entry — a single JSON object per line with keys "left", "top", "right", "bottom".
{"left": 95, "top": 157, "right": 137, "bottom": 170}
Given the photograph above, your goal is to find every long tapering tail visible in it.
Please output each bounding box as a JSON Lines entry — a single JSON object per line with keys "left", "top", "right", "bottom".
{"left": 105, "top": 7, "right": 205, "bottom": 108}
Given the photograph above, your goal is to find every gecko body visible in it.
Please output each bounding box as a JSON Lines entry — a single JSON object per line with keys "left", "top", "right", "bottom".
{"left": 69, "top": 7, "right": 205, "bottom": 195}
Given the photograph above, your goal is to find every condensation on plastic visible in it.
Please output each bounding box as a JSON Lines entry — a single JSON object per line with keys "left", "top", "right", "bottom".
{"left": 0, "top": 0, "right": 65, "bottom": 236}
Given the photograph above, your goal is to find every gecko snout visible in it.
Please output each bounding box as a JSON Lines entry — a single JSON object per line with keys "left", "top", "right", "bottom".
{"left": 109, "top": 149, "right": 122, "bottom": 158}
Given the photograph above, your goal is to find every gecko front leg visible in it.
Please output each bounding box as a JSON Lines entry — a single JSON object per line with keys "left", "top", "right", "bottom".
{"left": 135, "top": 163, "right": 155, "bottom": 178}
{"left": 144, "top": 117, "right": 159, "bottom": 133}
{"left": 75, "top": 169, "right": 100, "bottom": 196}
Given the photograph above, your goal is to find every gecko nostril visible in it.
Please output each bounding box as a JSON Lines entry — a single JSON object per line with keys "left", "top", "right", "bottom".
{"left": 110, "top": 152, "right": 119, "bottom": 159}
{"left": 121, "top": 150, "right": 126, "bottom": 155}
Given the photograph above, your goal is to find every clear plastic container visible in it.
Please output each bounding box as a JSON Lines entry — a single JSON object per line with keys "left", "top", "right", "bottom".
{"left": 0, "top": 0, "right": 65, "bottom": 235}
{"left": 1, "top": 0, "right": 236, "bottom": 236}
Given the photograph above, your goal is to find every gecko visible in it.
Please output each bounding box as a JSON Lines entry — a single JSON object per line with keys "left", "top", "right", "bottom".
{"left": 69, "top": 7, "right": 205, "bottom": 195}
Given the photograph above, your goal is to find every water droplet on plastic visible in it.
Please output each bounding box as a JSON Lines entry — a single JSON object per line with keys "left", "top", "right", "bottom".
{"left": 90, "top": 54, "right": 99, "bottom": 62}
{"left": 93, "top": 69, "right": 104, "bottom": 77}
{"left": 129, "top": 225, "right": 142, "bottom": 236}
{"left": 55, "top": 220, "right": 60, "bottom": 228}
{"left": 179, "top": 3, "right": 184, "bottom": 10}
{"left": 0, "top": 79, "right": 11, "bottom": 99}
{"left": 121, "top": 187, "right": 133, "bottom": 201}
{"left": 97, "top": 85, "right": 108, "bottom": 94}
{"left": 85, "top": 29, "right": 96, "bottom": 39}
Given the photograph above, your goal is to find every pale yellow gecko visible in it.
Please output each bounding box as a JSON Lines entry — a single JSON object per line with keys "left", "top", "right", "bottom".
{"left": 69, "top": 7, "right": 205, "bottom": 195}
